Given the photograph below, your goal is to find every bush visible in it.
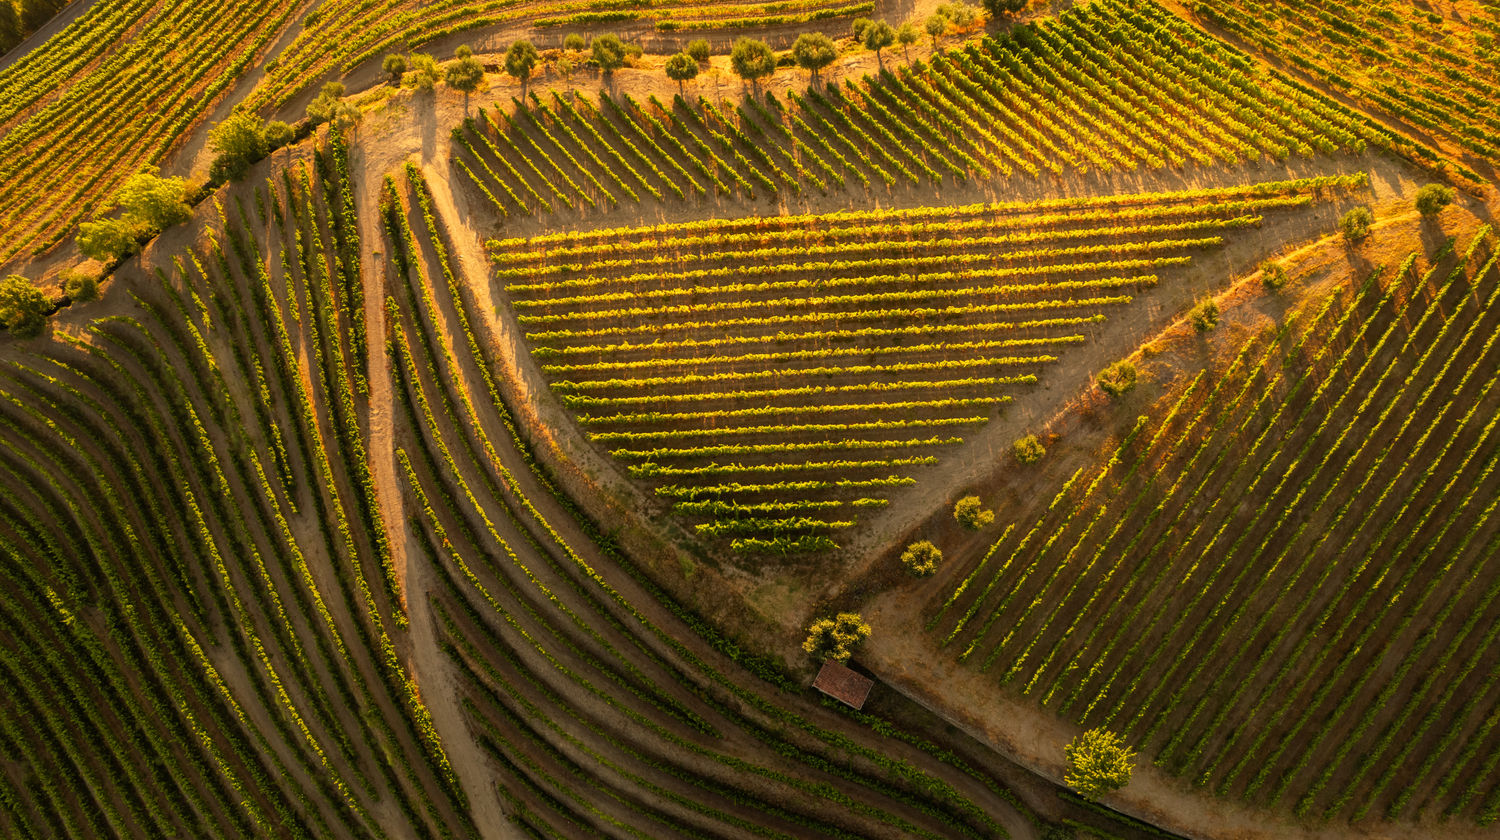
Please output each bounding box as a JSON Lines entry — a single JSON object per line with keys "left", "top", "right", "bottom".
{"left": 1340, "top": 206, "right": 1373, "bottom": 242}
{"left": 115, "top": 173, "right": 191, "bottom": 231}
{"left": 1013, "top": 434, "right": 1045, "bottom": 464}
{"left": 1260, "top": 260, "right": 1288, "bottom": 291}
{"left": 307, "top": 81, "right": 357, "bottom": 128}
{"left": 0, "top": 275, "right": 48, "bottom": 337}
{"left": 61, "top": 270, "right": 98, "bottom": 302}
{"left": 686, "top": 38, "right": 710, "bottom": 62}
{"left": 592, "top": 34, "right": 627, "bottom": 73}
{"left": 406, "top": 53, "right": 439, "bottom": 90}
{"left": 803, "top": 612, "right": 871, "bottom": 663}
{"left": 446, "top": 45, "right": 485, "bottom": 94}
{"left": 564, "top": 33, "right": 586, "bottom": 51}
{"left": 1190, "top": 298, "right": 1219, "bottom": 333}
{"left": 208, "top": 109, "right": 268, "bottom": 181}
{"left": 1415, "top": 183, "right": 1455, "bottom": 216}
{"left": 1064, "top": 728, "right": 1136, "bottom": 800}
{"left": 982, "top": 0, "right": 1026, "bottom": 16}
{"left": 901, "top": 540, "right": 943, "bottom": 576}
{"left": 77, "top": 218, "right": 139, "bottom": 262}
{"left": 382, "top": 53, "right": 407, "bottom": 84}
{"left": 504, "top": 40, "right": 539, "bottom": 84}
{"left": 851, "top": 17, "right": 872, "bottom": 39}
{"left": 1097, "top": 360, "right": 1137, "bottom": 398}
{"left": 952, "top": 497, "right": 993, "bottom": 530}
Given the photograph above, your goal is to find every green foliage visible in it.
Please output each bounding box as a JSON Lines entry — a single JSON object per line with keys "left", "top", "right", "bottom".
{"left": 925, "top": 13, "right": 948, "bottom": 45}
{"left": 686, "top": 38, "right": 710, "bottom": 63}
{"left": 983, "top": 0, "right": 1026, "bottom": 16}
{"left": 803, "top": 612, "right": 871, "bottom": 662}
{"left": 592, "top": 34, "right": 628, "bottom": 73}
{"left": 116, "top": 173, "right": 192, "bottom": 231}
{"left": 1261, "top": 260, "right": 1288, "bottom": 290}
{"left": 306, "top": 81, "right": 358, "bottom": 129}
{"left": 1013, "top": 434, "right": 1045, "bottom": 464}
{"left": 792, "top": 32, "right": 837, "bottom": 78}
{"left": 263, "top": 120, "right": 295, "bottom": 151}
{"left": 504, "top": 40, "right": 539, "bottom": 84}
{"left": 862, "top": 20, "right": 895, "bottom": 56}
{"left": 1097, "top": 360, "right": 1137, "bottom": 398}
{"left": 1190, "top": 298, "right": 1220, "bottom": 332}
{"left": 1064, "top": 728, "right": 1136, "bottom": 800}
{"left": 936, "top": 1, "right": 980, "bottom": 25}
{"left": 1340, "top": 206, "right": 1374, "bottom": 242}
{"left": 61, "top": 270, "right": 98, "bottom": 302}
{"left": 446, "top": 46, "right": 485, "bottom": 94}
{"left": 382, "top": 53, "right": 408, "bottom": 84}
{"left": 0, "top": 275, "right": 48, "bottom": 337}
{"left": 902, "top": 540, "right": 943, "bottom": 576}
{"left": 208, "top": 109, "right": 268, "bottom": 182}
{"left": 897, "top": 21, "right": 919, "bottom": 52}
{"left": 77, "top": 217, "right": 139, "bottom": 262}
{"left": 730, "top": 38, "right": 775, "bottom": 85}
{"left": 851, "top": 17, "right": 872, "bottom": 40}
{"left": 406, "top": 52, "right": 440, "bottom": 90}
{"left": 953, "top": 496, "right": 993, "bottom": 530}
{"left": 1415, "top": 183, "right": 1454, "bottom": 216}
{"left": 563, "top": 33, "right": 586, "bottom": 51}
{"left": 664, "top": 52, "right": 699, "bottom": 91}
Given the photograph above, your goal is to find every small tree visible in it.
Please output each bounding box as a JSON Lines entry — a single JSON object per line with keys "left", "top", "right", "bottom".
{"left": 851, "top": 17, "right": 872, "bottom": 41}
{"left": 208, "top": 109, "right": 267, "bottom": 182}
{"left": 1098, "top": 360, "right": 1137, "bottom": 398}
{"left": 263, "top": 120, "right": 295, "bottom": 152}
{"left": 1260, "top": 260, "right": 1288, "bottom": 291}
{"left": 0, "top": 275, "right": 48, "bottom": 337}
{"left": 1415, "top": 182, "right": 1455, "bottom": 216}
{"left": 901, "top": 540, "right": 943, "bottom": 576}
{"left": 61, "top": 270, "right": 98, "bottom": 302}
{"left": 382, "top": 53, "right": 408, "bottom": 84}
{"left": 504, "top": 40, "right": 539, "bottom": 91}
{"left": 306, "top": 81, "right": 347, "bottom": 124}
{"left": 862, "top": 20, "right": 896, "bottom": 66}
{"left": 953, "top": 496, "right": 994, "bottom": 530}
{"left": 664, "top": 52, "right": 699, "bottom": 94}
{"left": 556, "top": 56, "right": 574, "bottom": 81}
{"left": 1013, "top": 434, "right": 1045, "bottom": 464}
{"left": 791, "top": 32, "right": 836, "bottom": 84}
{"left": 896, "top": 21, "right": 919, "bottom": 60}
{"left": 563, "top": 33, "right": 586, "bottom": 52}
{"left": 77, "top": 218, "right": 138, "bottom": 262}
{"left": 686, "top": 38, "right": 711, "bottom": 63}
{"left": 730, "top": 38, "right": 776, "bottom": 92}
{"left": 983, "top": 0, "right": 1027, "bottom": 17}
{"left": 1064, "top": 728, "right": 1136, "bottom": 800}
{"left": 925, "top": 14, "right": 948, "bottom": 49}
{"left": 938, "top": 2, "right": 980, "bottom": 26}
{"left": 115, "top": 173, "right": 191, "bottom": 232}
{"left": 803, "top": 612, "right": 871, "bottom": 663}
{"left": 1190, "top": 298, "right": 1219, "bottom": 333}
{"left": 1340, "top": 206, "right": 1373, "bottom": 242}
{"left": 446, "top": 45, "right": 486, "bottom": 99}
{"left": 406, "top": 53, "right": 440, "bottom": 91}
{"left": 592, "top": 34, "right": 628, "bottom": 76}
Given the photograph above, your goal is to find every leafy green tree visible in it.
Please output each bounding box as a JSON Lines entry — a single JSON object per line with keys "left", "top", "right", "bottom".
{"left": 1190, "top": 298, "right": 1220, "bottom": 333}
{"left": 446, "top": 45, "right": 485, "bottom": 97}
{"left": 925, "top": 13, "right": 948, "bottom": 49}
{"left": 1064, "top": 728, "right": 1136, "bottom": 800}
{"left": 1415, "top": 182, "right": 1455, "bottom": 215}
{"left": 862, "top": 20, "right": 895, "bottom": 66}
{"left": 592, "top": 34, "right": 628, "bottom": 76}
{"left": 306, "top": 81, "right": 348, "bottom": 124}
{"left": 556, "top": 56, "right": 574, "bottom": 81}
{"left": 563, "top": 33, "right": 586, "bottom": 52}
{"left": 803, "top": 612, "right": 871, "bottom": 663}
{"left": 0, "top": 3, "right": 21, "bottom": 53}
{"left": 263, "top": 120, "right": 295, "bottom": 152}
{"left": 664, "top": 51, "right": 699, "bottom": 94}
{"left": 115, "top": 173, "right": 191, "bottom": 231}
{"left": 791, "top": 32, "right": 836, "bottom": 83}
{"left": 406, "top": 52, "right": 440, "bottom": 90}
{"left": 1340, "top": 206, "right": 1374, "bottom": 242}
{"left": 382, "top": 53, "right": 407, "bottom": 84}
{"left": 851, "top": 17, "right": 872, "bottom": 40}
{"left": 1013, "top": 434, "right": 1045, "bottom": 464}
{"left": 896, "top": 21, "right": 919, "bottom": 60}
{"left": 61, "top": 270, "right": 98, "bottom": 302}
{"left": 983, "top": 0, "right": 1027, "bottom": 17}
{"left": 208, "top": 109, "right": 267, "bottom": 182}
{"left": 686, "top": 38, "right": 710, "bottom": 63}
{"left": 953, "top": 496, "right": 993, "bottom": 530}
{"left": 729, "top": 38, "right": 775, "bottom": 91}
{"left": 901, "top": 541, "right": 943, "bottom": 576}
{"left": 504, "top": 40, "right": 539, "bottom": 91}
{"left": 0, "top": 275, "right": 48, "bottom": 337}
{"left": 938, "top": 2, "right": 979, "bottom": 25}
{"left": 1097, "top": 360, "right": 1137, "bottom": 398}
{"left": 77, "top": 218, "right": 138, "bottom": 262}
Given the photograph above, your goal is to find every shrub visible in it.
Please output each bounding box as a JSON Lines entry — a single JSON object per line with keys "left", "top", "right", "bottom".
{"left": 1013, "top": 434, "right": 1045, "bottom": 464}
{"left": 1414, "top": 183, "right": 1454, "bottom": 216}
{"left": 1064, "top": 728, "right": 1136, "bottom": 800}
{"left": 953, "top": 496, "right": 993, "bottom": 530}
{"left": 1097, "top": 360, "right": 1137, "bottom": 398}
{"left": 382, "top": 53, "right": 407, "bottom": 84}
{"left": 446, "top": 45, "right": 485, "bottom": 94}
{"left": 803, "top": 612, "right": 871, "bottom": 663}
{"left": 208, "top": 109, "right": 268, "bottom": 181}
{"left": 896, "top": 21, "right": 919, "bottom": 56}
{"left": 1340, "top": 206, "right": 1373, "bottom": 242}
{"left": 730, "top": 38, "right": 775, "bottom": 87}
{"left": 686, "top": 38, "right": 710, "bottom": 62}
{"left": 307, "top": 81, "right": 357, "bottom": 128}
{"left": 563, "top": 33, "right": 586, "bottom": 51}
{"left": 664, "top": 52, "right": 698, "bottom": 93}
{"left": 901, "top": 540, "right": 943, "bottom": 576}
{"left": 791, "top": 32, "right": 836, "bottom": 81}
{"left": 61, "top": 270, "right": 98, "bottom": 302}
{"left": 0, "top": 275, "right": 48, "bottom": 337}
{"left": 1190, "top": 298, "right": 1219, "bottom": 332}
{"left": 406, "top": 53, "right": 439, "bottom": 90}
{"left": 77, "top": 218, "right": 138, "bottom": 262}
{"left": 592, "top": 34, "right": 627, "bottom": 74}
{"left": 115, "top": 173, "right": 191, "bottom": 231}
{"left": 1260, "top": 260, "right": 1288, "bottom": 290}
{"left": 937, "top": 2, "right": 979, "bottom": 25}
{"left": 983, "top": 0, "right": 1026, "bottom": 16}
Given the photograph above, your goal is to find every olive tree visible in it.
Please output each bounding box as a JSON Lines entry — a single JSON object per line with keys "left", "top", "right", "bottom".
{"left": 446, "top": 45, "right": 486, "bottom": 98}
{"left": 791, "top": 32, "right": 836, "bottom": 84}
{"left": 1064, "top": 728, "right": 1136, "bottom": 800}
{"left": 208, "top": 109, "right": 268, "bottom": 181}
{"left": 862, "top": 20, "right": 896, "bottom": 66}
{"left": 729, "top": 38, "right": 775, "bottom": 92}
{"left": 405, "top": 53, "right": 440, "bottom": 91}
{"left": 664, "top": 51, "right": 698, "bottom": 94}
{"left": 900, "top": 541, "right": 942, "bottom": 576}
{"left": 1415, "top": 182, "right": 1454, "bottom": 216}
{"left": 382, "top": 53, "right": 407, "bottom": 84}
{"left": 1098, "top": 360, "right": 1137, "bottom": 398}
{"left": 592, "top": 34, "right": 628, "bottom": 76}
{"left": 953, "top": 496, "right": 993, "bottom": 530}
{"left": 504, "top": 40, "right": 539, "bottom": 92}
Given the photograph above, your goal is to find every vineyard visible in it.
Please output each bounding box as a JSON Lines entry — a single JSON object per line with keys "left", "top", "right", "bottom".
{"left": 1191, "top": 0, "right": 1500, "bottom": 175}
{"left": 2, "top": 0, "right": 1499, "bottom": 836}
{"left": 494, "top": 175, "right": 1363, "bottom": 553}
{"left": 929, "top": 228, "right": 1500, "bottom": 822}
